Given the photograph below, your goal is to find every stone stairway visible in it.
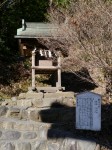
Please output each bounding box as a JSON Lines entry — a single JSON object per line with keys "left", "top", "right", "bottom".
{"left": 0, "top": 91, "right": 100, "bottom": 150}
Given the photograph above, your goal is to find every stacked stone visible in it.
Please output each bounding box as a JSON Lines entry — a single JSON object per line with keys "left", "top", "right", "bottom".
{"left": 0, "top": 92, "right": 75, "bottom": 123}
{"left": 0, "top": 91, "right": 100, "bottom": 150}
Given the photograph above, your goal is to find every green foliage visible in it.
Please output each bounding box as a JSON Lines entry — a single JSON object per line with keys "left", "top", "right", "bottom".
{"left": 0, "top": 39, "right": 10, "bottom": 60}
{"left": 0, "top": 0, "right": 49, "bottom": 55}
{"left": 0, "top": 0, "right": 49, "bottom": 86}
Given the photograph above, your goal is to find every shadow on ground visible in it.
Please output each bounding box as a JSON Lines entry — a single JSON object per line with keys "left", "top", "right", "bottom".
{"left": 39, "top": 102, "right": 112, "bottom": 149}
{"left": 42, "top": 68, "right": 97, "bottom": 92}
{"left": 61, "top": 69, "right": 97, "bottom": 92}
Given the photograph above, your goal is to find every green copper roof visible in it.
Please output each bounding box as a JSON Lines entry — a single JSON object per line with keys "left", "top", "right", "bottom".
{"left": 15, "top": 20, "right": 63, "bottom": 38}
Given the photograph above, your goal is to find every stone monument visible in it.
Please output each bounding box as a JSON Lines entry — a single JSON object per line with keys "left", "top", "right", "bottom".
{"left": 76, "top": 91, "right": 101, "bottom": 131}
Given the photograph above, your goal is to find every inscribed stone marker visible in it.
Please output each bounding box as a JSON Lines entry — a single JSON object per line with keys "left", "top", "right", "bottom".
{"left": 76, "top": 91, "right": 101, "bottom": 131}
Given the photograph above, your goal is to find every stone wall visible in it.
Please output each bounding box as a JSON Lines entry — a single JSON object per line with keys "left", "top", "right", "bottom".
{"left": 0, "top": 91, "right": 100, "bottom": 150}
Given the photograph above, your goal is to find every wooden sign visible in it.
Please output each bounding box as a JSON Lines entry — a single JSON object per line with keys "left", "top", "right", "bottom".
{"left": 76, "top": 91, "right": 101, "bottom": 131}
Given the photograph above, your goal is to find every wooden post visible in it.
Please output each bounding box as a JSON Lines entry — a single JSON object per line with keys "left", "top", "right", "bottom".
{"left": 32, "top": 48, "right": 36, "bottom": 90}
{"left": 18, "top": 39, "right": 24, "bottom": 56}
{"left": 57, "top": 53, "right": 61, "bottom": 90}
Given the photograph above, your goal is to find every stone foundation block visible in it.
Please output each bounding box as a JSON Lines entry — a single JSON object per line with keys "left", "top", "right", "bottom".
{"left": 6, "top": 107, "right": 20, "bottom": 118}
{"left": 14, "top": 123, "right": 34, "bottom": 131}
{"left": 0, "top": 131, "right": 2, "bottom": 137}
{"left": 15, "top": 142, "right": 31, "bottom": 150}
{"left": 29, "top": 110, "right": 40, "bottom": 122}
{"left": 17, "top": 100, "right": 32, "bottom": 107}
{"left": 47, "top": 142, "right": 60, "bottom": 150}
{"left": 42, "top": 98, "right": 62, "bottom": 107}
{"left": 31, "top": 99, "right": 43, "bottom": 108}
{"left": 0, "top": 142, "right": 15, "bottom": 150}
{"left": 18, "top": 93, "right": 26, "bottom": 99}
{"left": 34, "top": 141, "right": 47, "bottom": 150}
{"left": 26, "top": 92, "right": 43, "bottom": 99}
{"left": 38, "top": 125, "right": 48, "bottom": 140}
{"left": 62, "top": 97, "right": 76, "bottom": 106}
{"left": 23, "top": 132, "right": 37, "bottom": 139}
{"left": 0, "top": 106, "right": 8, "bottom": 116}
{"left": 44, "top": 92, "right": 75, "bottom": 99}
{"left": 2, "top": 131, "right": 21, "bottom": 140}
{"left": 3, "top": 122, "right": 14, "bottom": 130}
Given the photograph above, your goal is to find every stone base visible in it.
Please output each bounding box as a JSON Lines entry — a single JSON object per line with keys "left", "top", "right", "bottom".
{"left": 0, "top": 91, "right": 100, "bottom": 150}
{"left": 28, "top": 86, "right": 65, "bottom": 93}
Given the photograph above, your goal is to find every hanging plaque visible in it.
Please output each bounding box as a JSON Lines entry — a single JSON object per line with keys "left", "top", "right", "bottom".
{"left": 76, "top": 91, "right": 101, "bottom": 131}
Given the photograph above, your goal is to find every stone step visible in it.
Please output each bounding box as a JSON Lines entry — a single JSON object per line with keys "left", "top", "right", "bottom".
{"left": 18, "top": 91, "right": 75, "bottom": 99}
{"left": 0, "top": 117, "right": 72, "bottom": 133}
{"left": 0, "top": 129, "right": 47, "bottom": 141}
{"left": 0, "top": 118, "right": 67, "bottom": 142}
{"left": 0, "top": 140, "right": 47, "bottom": 150}
{"left": 0, "top": 117, "right": 73, "bottom": 140}
{"left": 1, "top": 92, "right": 75, "bottom": 108}
{"left": 0, "top": 91, "right": 100, "bottom": 150}
{"left": 0, "top": 134, "right": 100, "bottom": 150}
{"left": 0, "top": 117, "right": 51, "bottom": 132}
{"left": 27, "top": 107, "right": 75, "bottom": 123}
{"left": 2, "top": 96, "right": 75, "bottom": 108}
{"left": 0, "top": 127, "right": 79, "bottom": 141}
{"left": 16, "top": 97, "right": 75, "bottom": 108}
{"left": 0, "top": 117, "right": 100, "bottom": 150}
{"left": 0, "top": 106, "right": 75, "bottom": 123}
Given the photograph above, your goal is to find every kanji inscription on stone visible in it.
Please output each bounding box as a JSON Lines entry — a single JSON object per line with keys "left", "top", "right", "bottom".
{"left": 76, "top": 91, "right": 101, "bottom": 131}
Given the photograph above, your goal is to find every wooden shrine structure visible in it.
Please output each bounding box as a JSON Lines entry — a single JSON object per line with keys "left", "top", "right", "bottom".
{"left": 15, "top": 20, "right": 65, "bottom": 92}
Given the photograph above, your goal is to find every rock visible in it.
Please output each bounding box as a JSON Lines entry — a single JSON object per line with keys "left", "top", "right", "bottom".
{"left": 38, "top": 125, "right": 48, "bottom": 140}
{"left": 32, "top": 99, "right": 43, "bottom": 108}
{"left": 0, "top": 142, "right": 15, "bottom": 150}
{"left": 18, "top": 93, "right": 26, "bottom": 99}
{"left": 44, "top": 92, "right": 75, "bottom": 99}
{"left": 6, "top": 107, "right": 20, "bottom": 118}
{"left": 8, "top": 101, "right": 17, "bottom": 106}
{"left": 17, "top": 100, "right": 32, "bottom": 107}
{"left": 30, "top": 110, "right": 40, "bottom": 122}
{"left": 0, "top": 131, "right": 2, "bottom": 137}
{"left": 63, "top": 97, "right": 76, "bottom": 106}
{"left": 15, "top": 142, "right": 31, "bottom": 150}
{"left": 1, "top": 102, "right": 9, "bottom": 106}
{"left": 76, "top": 139, "right": 97, "bottom": 150}
{"left": 14, "top": 122, "right": 34, "bottom": 131}
{"left": 42, "top": 98, "right": 62, "bottom": 107}
{"left": 11, "top": 97, "right": 18, "bottom": 101}
{"left": 2, "top": 122, "right": 14, "bottom": 130}
{"left": 32, "top": 141, "right": 41, "bottom": 150}
{"left": 35, "top": 141, "right": 46, "bottom": 150}
{"left": 0, "top": 106, "right": 8, "bottom": 116}
{"left": 23, "top": 132, "right": 37, "bottom": 139}
{"left": 21, "top": 109, "right": 28, "bottom": 120}
{"left": 2, "top": 131, "right": 21, "bottom": 140}
{"left": 47, "top": 141, "right": 60, "bottom": 150}
{"left": 59, "top": 137, "right": 98, "bottom": 150}
{"left": 26, "top": 92, "right": 43, "bottom": 99}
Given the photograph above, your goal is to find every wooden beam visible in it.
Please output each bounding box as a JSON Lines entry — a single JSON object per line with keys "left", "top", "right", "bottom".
{"left": 31, "top": 66, "right": 61, "bottom": 70}
{"left": 36, "top": 87, "right": 65, "bottom": 93}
